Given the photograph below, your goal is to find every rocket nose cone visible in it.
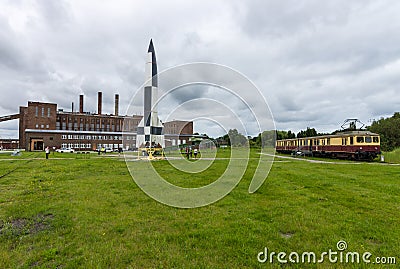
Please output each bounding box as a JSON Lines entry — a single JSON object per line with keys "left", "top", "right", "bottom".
{"left": 148, "top": 39, "right": 155, "bottom": 53}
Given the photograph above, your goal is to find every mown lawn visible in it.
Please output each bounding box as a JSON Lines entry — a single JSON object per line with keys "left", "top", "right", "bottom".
{"left": 0, "top": 150, "right": 399, "bottom": 268}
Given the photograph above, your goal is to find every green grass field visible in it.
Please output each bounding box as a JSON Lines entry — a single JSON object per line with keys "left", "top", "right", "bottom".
{"left": 383, "top": 148, "right": 400, "bottom": 164}
{"left": 0, "top": 150, "right": 399, "bottom": 268}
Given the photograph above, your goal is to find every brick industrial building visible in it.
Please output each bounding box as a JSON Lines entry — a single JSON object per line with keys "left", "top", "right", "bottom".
{"left": 0, "top": 92, "right": 195, "bottom": 151}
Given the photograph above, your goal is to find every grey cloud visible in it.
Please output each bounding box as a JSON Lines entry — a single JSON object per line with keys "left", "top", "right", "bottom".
{"left": 1, "top": 1, "right": 400, "bottom": 138}
{"left": 34, "top": 0, "right": 72, "bottom": 30}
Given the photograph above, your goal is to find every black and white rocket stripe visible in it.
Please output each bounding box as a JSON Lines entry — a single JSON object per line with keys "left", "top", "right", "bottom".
{"left": 136, "top": 39, "right": 164, "bottom": 148}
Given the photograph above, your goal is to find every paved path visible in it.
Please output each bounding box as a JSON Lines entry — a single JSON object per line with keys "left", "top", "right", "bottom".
{"left": 0, "top": 158, "right": 75, "bottom": 161}
{"left": 261, "top": 153, "right": 400, "bottom": 166}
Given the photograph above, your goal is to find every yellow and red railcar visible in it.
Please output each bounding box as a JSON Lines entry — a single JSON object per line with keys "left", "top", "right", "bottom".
{"left": 276, "top": 131, "right": 381, "bottom": 160}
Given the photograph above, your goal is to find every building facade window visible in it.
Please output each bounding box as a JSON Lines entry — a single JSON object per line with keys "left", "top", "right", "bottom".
{"left": 47, "top": 107, "right": 51, "bottom": 117}
{"left": 35, "top": 106, "right": 38, "bottom": 117}
{"left": 41, "top": 107, "right": 45, "bottom": 117}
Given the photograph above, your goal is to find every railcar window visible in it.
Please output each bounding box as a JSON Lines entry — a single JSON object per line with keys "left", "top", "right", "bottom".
{"left": 356, "top": 137, "right": 364, "bottom": 143}
{"left": 373, "top": 137, "right": 379, "bottom": 143}
{"left": 327, "top": 138, "right": 330, "bottom": 145}
{"left": 350, "top": 137, "right": 354, "bottom": 145}
{"left": 365, "top": 137, "right": 372, "bottom": 143}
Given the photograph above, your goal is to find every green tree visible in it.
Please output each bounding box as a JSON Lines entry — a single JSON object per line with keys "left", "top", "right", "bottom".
{"left": 261, "top": 130, "right": 275, "bottom": 147}
{"left": 368, "top": 112, "right": 400, "bottom": 151}
{"left": 276, "top": 130, "right": 296, "bottom": 140}
{"left": 297, "top": 127, "right": 318, "bottom": 138}
{"left": 228, "top": 129, "right": 248, "bottom": 147}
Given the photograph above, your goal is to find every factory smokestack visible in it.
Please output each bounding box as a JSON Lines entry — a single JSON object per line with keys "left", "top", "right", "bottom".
{"left": 72, "top": 102, "right": 74, "bottom": 113}
{"left": 115, "top": 94, "right": 119, "bottom": 116}
{"left": 98, "top": 91, "right": 102, "bottom": 115}
{"left": 79, "top": 94, "right": 84, "bottom": 113}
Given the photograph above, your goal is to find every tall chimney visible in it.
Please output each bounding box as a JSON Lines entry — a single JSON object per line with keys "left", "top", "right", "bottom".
{"left": 98, "top": 91, "right": 102, "bottom": 115}
{"left": 114, "top": 94, "right": 119, "bottom": 116}
{"left": 79, "top": 94, "right": 84, "bottom": 113}
{"left": 72, "top": 102, "right": 74, "bottom": 113}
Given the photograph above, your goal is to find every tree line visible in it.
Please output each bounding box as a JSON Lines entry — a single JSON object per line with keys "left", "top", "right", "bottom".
{"left": 367, "top": 112, "right": 400, "bottom": 151}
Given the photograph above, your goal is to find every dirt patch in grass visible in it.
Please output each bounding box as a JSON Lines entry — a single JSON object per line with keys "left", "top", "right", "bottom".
{"left": 280, "top": 231, "right": 294, "bottom": 239}
{"left": 0, "top": 213, "right": 54, "bottom": 237}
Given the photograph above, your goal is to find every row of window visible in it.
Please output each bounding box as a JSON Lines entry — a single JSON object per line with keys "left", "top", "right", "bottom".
{"left": 35, "top": 107, "right": 51, "bottom": 117}
{"left": 60, "top": 134, "right": 135, "bottom": 141}
{"left": 35, "top": 124, "right": 50, "bottom": 129}
{"left": 342, "top": 136, "right": 379, "bottom": 145}
{"left": 62, "top": 143, "right": 92, "bottom": 149}
{"left": 171, "top": 139, "right": 187, "bottom": 146}
{"left": 56, "top": 122, "right": 123, "bottom": 132}
{"left": 61, "top": 143, "right": 123, "bottom": 149}
{"left": 57, "top": 117, "right": 139, "bottom": 125}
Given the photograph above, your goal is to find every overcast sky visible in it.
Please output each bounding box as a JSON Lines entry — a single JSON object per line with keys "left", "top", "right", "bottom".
{"left": 1, "top": 0, "right": 400, "bottom": 138}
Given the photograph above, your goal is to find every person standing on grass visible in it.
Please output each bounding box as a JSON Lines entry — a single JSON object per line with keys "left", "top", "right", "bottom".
{"left": 194, "top": 148, "right": 198, "bottom": 159}
{"left": 45, "top": 146, "right": 50, "bottom": 159}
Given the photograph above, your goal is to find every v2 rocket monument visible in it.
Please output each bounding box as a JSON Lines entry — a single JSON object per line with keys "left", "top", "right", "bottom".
{"left": 136, "top": 39, "right": 165, "bottom": 149}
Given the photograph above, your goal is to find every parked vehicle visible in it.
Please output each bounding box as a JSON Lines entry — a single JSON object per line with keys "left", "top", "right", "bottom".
{"left": 56, "top": 147, "right": 75, "bottom": 153}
